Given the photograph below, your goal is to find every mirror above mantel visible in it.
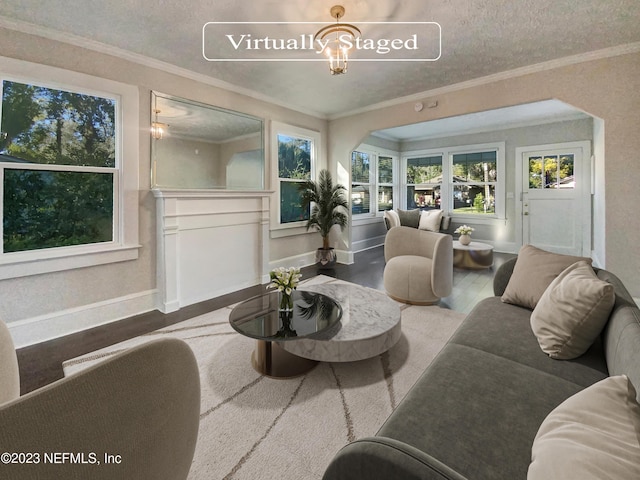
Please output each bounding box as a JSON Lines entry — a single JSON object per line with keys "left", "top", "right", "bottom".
{"left": 151, "top": 91, "right": 264, "bottom": 190}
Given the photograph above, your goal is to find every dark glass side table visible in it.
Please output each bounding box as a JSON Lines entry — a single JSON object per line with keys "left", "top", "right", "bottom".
{"left": 229, "top": 290, "right": 342, "bottom": 378}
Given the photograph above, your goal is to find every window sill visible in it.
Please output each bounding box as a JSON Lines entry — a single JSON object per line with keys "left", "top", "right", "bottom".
{"left": 270, "top": 223, "right": 314, "bottom": 238}
{"left": 448, "top": 214, "right": 504, "bottom": 226}
{"left": 0, "top": 244, "right": 141, "bottom": 280}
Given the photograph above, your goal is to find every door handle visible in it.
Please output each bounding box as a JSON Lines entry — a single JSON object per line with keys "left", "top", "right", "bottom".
{"left": 524, "top": 212, "right": 529, "bottom": 215}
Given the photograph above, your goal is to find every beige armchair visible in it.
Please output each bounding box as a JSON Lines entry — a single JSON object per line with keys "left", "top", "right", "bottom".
{"left": 383, "top": 226, "right": 453, "bottom": 305}
{"left": 0, "top": 319, "right": 200, "bottom": 480}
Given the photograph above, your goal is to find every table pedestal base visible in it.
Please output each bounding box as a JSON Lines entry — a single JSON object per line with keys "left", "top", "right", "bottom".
{"left": 252, "top": 340, "right": 318, "bottom": 378}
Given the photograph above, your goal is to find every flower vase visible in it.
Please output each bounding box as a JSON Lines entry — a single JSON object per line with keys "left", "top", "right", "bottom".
{"left": 277, "top": 310, "right": 297, "bottom": 338}
{"left": 459, "top": 234, "right": 472, "bottom": 246}
{"left": 279, "top": 292, "right": 294, "bottom": 311}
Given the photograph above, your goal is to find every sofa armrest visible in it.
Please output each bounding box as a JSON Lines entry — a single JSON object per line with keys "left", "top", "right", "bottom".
{"left": 493, "top": 257, "right": 518, "bottom": 296}
{"left": 323, "top": 437, "right": 469, "bottom": 480}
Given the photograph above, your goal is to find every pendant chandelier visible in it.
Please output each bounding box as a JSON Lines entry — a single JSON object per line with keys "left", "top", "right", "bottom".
{"left": 314, "top": 5, "right": 361, "bottom": 75}
{"left": 151, "top": 109, "right": 169, "bottom": 140}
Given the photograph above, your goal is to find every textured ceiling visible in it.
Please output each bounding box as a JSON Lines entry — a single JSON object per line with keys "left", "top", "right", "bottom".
{"left": 1, "top": 0, "right": 639, "bottom": 118}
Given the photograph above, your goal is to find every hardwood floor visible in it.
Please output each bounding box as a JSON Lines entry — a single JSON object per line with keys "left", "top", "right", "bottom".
{"left": 16, "top": 245, "right": 515, "bottom": 395}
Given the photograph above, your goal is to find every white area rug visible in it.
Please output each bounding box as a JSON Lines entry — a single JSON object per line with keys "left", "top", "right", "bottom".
{"left": 63, "top": 276, "right": 466, "bottom": 480}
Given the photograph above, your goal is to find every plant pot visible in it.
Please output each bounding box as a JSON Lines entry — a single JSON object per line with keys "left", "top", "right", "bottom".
{"left": 459, "top": 234, "right": 472, "bottom": 246}
{"left": 316, "top": 247, "right": 336, "bottom": 268}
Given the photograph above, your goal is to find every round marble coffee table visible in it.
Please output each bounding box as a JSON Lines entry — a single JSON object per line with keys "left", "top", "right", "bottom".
{"left": 279, "top": 283, "right": 402, "bottom": 362}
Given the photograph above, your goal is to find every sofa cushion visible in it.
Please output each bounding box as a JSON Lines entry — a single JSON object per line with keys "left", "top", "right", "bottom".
{"left": 397, "top": 208, "right": 421, "bottom": 228}
{"left": 528, "top": 375, "right": 640, "bottom": 480}
{"left": 450, "top": 297, "right": 608, "bottom": 388}
{"left": 531, "top": 261, "right": 615, "bottom": 360}
{"left": 418, "top": 209, "right": 443, "bottom": 232}
{"left": 501, "top": 245, "right": 592, "bottom": 310}
{"left": 377, "top": 343, "right": 585, "bottom": 480}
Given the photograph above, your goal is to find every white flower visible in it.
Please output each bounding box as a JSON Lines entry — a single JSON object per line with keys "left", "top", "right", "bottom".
{"left": 267, "top": 266, "right": 301, "bottom": 292}
{"left": 454, "top": 225, "right": 474, "bottom": 235}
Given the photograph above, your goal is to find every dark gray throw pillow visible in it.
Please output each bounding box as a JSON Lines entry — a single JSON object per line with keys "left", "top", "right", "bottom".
{"left": 397, "top": 208, "right": 421, "bottom": 228}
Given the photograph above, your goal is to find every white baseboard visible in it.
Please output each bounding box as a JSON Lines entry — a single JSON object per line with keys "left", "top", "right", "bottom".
{"left": 269, "top": 249, "right": 355, "bottom": 270}
{"left": 352, "top": 235, "right": 386, "bottom": 253}
{"left": 269, "top": 251, "right": 317, "bottom": 270}
{"left": 336, "top": 249, "right": 354, "bottom": 265}
{"left": 8, "top": 289, "right": 158, "bottom": 348}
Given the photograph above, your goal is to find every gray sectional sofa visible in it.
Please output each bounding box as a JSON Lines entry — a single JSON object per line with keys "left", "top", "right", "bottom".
{"left": 323, "top": 256, "right": 640, "bottom": 480}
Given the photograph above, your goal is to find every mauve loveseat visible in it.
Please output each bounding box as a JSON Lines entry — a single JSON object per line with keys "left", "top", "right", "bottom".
{"left": 323, "top": 256, "right": 640, "bottom": 479}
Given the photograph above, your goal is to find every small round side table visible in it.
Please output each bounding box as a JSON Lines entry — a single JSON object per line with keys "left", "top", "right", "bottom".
{"left": 453, "top": 241, "right": 494, "bottom": 269}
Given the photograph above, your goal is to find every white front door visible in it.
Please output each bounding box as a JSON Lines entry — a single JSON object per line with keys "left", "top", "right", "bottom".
{"left": 517, "top": 142, "right": 591, "bottom": 256}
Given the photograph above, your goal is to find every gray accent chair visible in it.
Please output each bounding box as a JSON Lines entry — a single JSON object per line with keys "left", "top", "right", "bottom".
{"left": 383, "top": 226, "right": 453, "bottom": 305}
{"left": 0, "top": 320, "right": 200, "bottom": 480}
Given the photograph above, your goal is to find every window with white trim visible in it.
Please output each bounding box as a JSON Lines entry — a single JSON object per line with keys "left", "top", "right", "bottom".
{"left": 401, "top": 143, "right": 504, "bottom": 219}
{"left": 377, "top": 155, "right": 394, "bottom": 212}
{"left": 451, "top": 150, "right": 497, "bottom": 215}
{"left": 351, "top": 151, "right": 371, "bottom": 215}
{"left": 1, "top": 80, "right": 117, "bottom": 253}
{"left": 272, "top": 122, "right": 319, "bottom": 227}
{"left": 405, "top": 155, "right": 443, "bottom": 209}
{"left": 351, "top": 148, "right": 397, "bottom": 216}
{"left": 0, "top": 58, "right": 139, "bottom": 280}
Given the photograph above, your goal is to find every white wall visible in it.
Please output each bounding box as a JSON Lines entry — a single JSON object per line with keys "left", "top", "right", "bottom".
{"left": 592, "top": 117, "right": 606, "bottom": 267}
{"left": 154, "top": 137, "right": 221, "bottom": 188}
{"left": 220, "top": 133, "right": 263, "bottom": 189}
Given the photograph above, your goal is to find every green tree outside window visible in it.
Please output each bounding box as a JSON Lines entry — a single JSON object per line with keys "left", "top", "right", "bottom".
{"left": 1, "top": 80, "right": 116, "bottom": 253}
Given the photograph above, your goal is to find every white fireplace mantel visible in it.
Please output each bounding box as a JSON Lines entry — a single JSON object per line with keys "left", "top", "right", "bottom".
{"left": 153, "top": 189, "right": 272, "bottom": 313}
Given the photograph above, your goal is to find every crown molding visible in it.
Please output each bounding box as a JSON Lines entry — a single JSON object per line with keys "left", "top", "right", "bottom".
{"left": 1, "top": 15, "right": 638, "bottom": 123}
{"left": 328, "top": 41, "right": 640, "bottom": 121}
{"left": 0, "top": 15, "right": 328, "bottom": 120}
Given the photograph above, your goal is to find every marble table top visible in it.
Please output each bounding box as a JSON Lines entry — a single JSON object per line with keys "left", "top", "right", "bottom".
{"left": 452, "top": 240, "right": 494, "bottom": 251}
{"left": 279, "top": 283, "right": 402, "bottom": 362}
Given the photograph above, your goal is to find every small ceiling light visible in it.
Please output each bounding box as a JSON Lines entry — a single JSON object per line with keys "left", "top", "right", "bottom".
{"left": 151, "top": 109, "right": 169, "bottom": 140}
{"left": 315, "top": 5, "right": 361, "bottom": 75}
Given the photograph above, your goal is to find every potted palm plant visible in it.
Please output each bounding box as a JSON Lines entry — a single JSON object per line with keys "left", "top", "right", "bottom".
{"left": 298, "top": 169, "right": 348, "bottom": 268}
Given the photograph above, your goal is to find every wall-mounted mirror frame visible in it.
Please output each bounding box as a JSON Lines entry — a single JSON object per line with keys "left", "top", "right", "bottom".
{"left": 151, "top": 91, "right": 264, "bottom": 190}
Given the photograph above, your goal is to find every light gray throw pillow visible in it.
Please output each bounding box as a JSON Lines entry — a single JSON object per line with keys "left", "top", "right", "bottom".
{"left": 501, "top": 244, "right": 592, "bottom": 310}
{"left": 530, "top": 260, "right": 615, "bottom": 359}
{"left": 418, "top": 209, "right": 443, "bottom": 232}
{"left": 528, "top": 375, "right": 640, "bottom": 479}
